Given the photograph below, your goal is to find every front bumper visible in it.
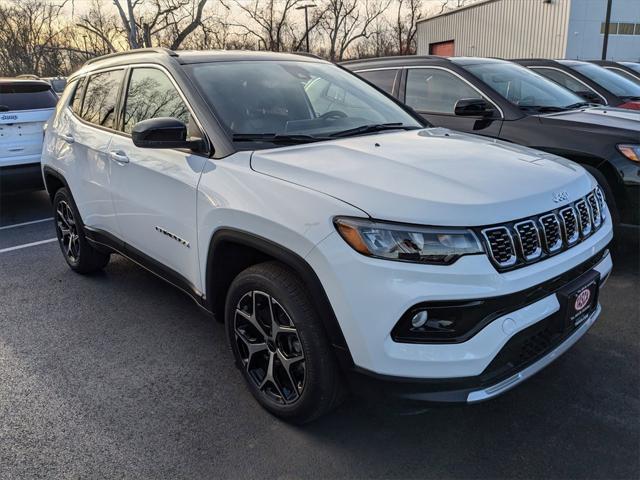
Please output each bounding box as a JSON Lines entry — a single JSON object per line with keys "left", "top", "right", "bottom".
{"left": 307, "top": 214, "right": 613, "bottom": 401}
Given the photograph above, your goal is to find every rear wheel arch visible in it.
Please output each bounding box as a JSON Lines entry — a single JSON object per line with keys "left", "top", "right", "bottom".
{"left": 43, "top": 166, "right": 68, "bottom": 200}
{"left": 205, "top": 228, "right": 354, "bottom": 369}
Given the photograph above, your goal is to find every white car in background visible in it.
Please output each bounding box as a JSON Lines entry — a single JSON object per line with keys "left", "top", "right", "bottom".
{"left": 0, "top": 78, "right": 57, "bottom": 194}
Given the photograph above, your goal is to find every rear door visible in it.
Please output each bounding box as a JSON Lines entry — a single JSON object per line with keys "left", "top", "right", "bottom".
{"left": 108, "top": 66, "right": 207, "bottom": 287}
{"left": 401, "top": 67, "right": 503, "bottom": 137}
{"left": 0, "top": 81, "right": 56, "bottom": 168}
{"left": 58, "top": 70, "right": 124, "bottom": 235}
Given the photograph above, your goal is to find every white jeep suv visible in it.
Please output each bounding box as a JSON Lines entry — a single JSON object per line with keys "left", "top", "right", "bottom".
{"left": 42, "top": 49, "right": 613, "bottom": 423}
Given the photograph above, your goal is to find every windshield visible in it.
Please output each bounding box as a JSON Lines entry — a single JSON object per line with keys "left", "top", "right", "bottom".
{"left": 459, "top": 61, "right": 585, "bottom": 111}
{"left": 621, "top": 62, "right": 640, "bottom": 74}
{"left": 187, "top": 61, "right": 422, "bottom": 143}
{"left": 569, "top": 62, "right": 640, "bottom": 98}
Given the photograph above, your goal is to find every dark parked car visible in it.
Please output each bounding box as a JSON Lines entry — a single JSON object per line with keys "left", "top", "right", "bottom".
{"left": 589, "top": 60, "right": 640, "bottom": 83}
{"left": 342, "top": 56, "right": 640, "bottom": 229}
{"left": 514, "top": 59, "right": 640, "bottom": 110}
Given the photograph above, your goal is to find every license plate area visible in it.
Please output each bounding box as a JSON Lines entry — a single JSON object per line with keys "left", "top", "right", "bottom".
{"left": 557, "top": 270, "right": 600, "bottom": 332}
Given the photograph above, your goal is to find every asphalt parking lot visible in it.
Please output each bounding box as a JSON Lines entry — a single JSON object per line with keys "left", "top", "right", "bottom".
{"left": 1, "top": 190, "right": 638, "bottom": 479}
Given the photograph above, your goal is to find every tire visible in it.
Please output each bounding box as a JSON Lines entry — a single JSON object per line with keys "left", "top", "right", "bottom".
{"left": 583, "top": 165, "right": 620, "bottom": 226}
{"left": 53, "top": 187, "right": 110, "bottom": 274}
{"left": 225, "top": 261, "right": 345, "bottom": 423}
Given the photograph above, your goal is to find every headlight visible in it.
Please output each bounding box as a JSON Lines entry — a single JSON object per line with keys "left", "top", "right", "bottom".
{"left": 334, "top": 217, "right": 484, "bottom": 265}
{"left": 617, "top": 144, "right": 640, "bottom": 162}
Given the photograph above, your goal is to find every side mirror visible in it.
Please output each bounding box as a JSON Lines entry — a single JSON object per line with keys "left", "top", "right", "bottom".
{"left": 132, "top": 117, "right": 204, "bottom": 151}
{"left": 454, "top": 98, "right": 494, "bottom": 117}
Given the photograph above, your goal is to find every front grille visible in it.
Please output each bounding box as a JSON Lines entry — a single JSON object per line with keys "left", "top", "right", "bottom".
{"left": 479, "top": 189, "right": 606, "bottom": 271}
{"left": 559, "top": 207, "right": 579, "bottom": 245}
{"left": 539, "top": 214, "right": 563, "bottom": 253}
{"left": 575, "top": 200, "right": 592, "bottom": 237}
{"left": 482, "top": 227, "right": 516, "bottom": 267}
{"left": 588, "top": 193, "right": 602, "bottom": 228}
{"left": 514, "top": 220, "right": 541, "bottom": 261}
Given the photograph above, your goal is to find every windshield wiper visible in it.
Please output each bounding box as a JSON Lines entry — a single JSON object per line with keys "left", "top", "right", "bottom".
{"left": 232, "top": 133, "right": 330, "bottom": 144}
{"left": 563, "top": 101, "right": 593, "bottom": 110}
{"left": 620, "top": 96, "right": 640, "bottom": 101}
{"left": 329, "top": 123, "right": 421, "bottom": 138}
{"left": 519, "top": 105, "right": 566, "bottom": 113}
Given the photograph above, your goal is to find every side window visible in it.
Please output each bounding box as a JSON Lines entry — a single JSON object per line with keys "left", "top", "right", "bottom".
{"left": 71, "top": 78, "right": 85, "bottom": 115}
{"left": 356, "top": 69, "right": 399, "bottom": 95}
{"left": 123, "top": 68, "right": 190, "bottom": 134}
{"left": 405, "top": 68, "right": 483, "bottom": 114}
{"left": 532, "top": 68, "right": 588, "bottom": 93}
{"left": 81, "top": 70, "right": 124, "bottom": 129}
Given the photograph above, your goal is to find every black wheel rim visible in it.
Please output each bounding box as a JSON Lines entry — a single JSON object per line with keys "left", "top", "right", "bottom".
{"left": 56, "top": 200, "right": 80, "bottom": 263}
{"left": 234, "top": 291, "right": 306, "bottom": 404}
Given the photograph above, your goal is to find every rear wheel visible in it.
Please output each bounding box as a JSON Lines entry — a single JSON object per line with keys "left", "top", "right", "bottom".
{"left": 225, "top": 261, "right": 344, "bottom": 423}
{"left": 53, "top": 188, "right": 110, "bottom": 273}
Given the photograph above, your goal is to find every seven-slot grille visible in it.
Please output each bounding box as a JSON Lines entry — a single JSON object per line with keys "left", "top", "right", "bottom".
{"left": 481, "top": 188, "right": 606, "bottom": 271}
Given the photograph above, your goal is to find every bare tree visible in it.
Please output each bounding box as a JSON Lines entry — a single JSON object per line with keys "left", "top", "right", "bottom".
{"left": 319, "top": 0, "right": 390, "bottom": 62}
{"left": 394, "top": 0, "right": 423, "bottom": 55}
{"left": 77, "top": 0, "right": 210, "bottom": 51}
{"left": 0, "top": 0, "right": 70, "bottom": 76}
{"left": 224, "top": 0, "right": 305, "bottom": 51}
{"left": 437, "top": 0, "right": 472, "bottom": 15}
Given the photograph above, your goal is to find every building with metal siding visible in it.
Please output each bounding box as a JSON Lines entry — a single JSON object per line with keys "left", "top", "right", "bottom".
{"left": 416, "top": 0, "right": 640, "bottom": 61}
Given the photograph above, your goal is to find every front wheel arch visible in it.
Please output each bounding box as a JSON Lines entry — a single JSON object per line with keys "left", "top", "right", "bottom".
{"left": 205, "top": 228, "right": 354, "bottom": 371}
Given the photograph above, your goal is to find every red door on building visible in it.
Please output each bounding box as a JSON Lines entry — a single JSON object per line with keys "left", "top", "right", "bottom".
{"left": 429, "top": 40, "right": 455, "bottom": 56}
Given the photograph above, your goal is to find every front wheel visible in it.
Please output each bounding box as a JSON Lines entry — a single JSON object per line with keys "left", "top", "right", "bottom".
{"left": 53, "top": 188, "right": 110, "bottom": 273}
{"left": 225, "top": 261, "right": 345, "bottom": 423}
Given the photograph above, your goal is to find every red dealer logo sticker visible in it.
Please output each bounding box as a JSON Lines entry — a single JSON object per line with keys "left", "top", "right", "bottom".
{"left": 574, "top": 289, "right": 591, "bottom": 311}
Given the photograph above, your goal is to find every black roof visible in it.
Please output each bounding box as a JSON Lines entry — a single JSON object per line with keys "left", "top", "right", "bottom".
{"left": 73, "top": 48, "right": 328, "bottom": 80}
{"left": 0, "top": 78, "right": 51, "bottom": 87}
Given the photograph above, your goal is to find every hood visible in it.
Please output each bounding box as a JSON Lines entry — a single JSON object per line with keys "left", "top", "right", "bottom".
{"left": 250, "top": 129, "right": 595, "bottom": 226}
{"left": 537, "top": 107, "right": 640, "bottom": 138}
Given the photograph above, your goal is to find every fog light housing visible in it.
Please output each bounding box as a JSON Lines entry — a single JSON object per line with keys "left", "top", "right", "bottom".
{"left": 411, "top": 310, "right": 429, "bottom": 328}
{"left": 392, "top": 300, "right": 492, "bottom": 344}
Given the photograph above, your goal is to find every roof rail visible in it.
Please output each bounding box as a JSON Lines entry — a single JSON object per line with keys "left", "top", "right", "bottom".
{"left": 293, "top": 51, "right": 324, "bottom": 60}
{"left": 83, "top": 47, "right": 177, "bottom": 66}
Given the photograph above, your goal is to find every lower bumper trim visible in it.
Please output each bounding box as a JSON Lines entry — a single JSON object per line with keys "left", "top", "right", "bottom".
{"left": 467, "top": 304, "right": 600, "bottom": 403}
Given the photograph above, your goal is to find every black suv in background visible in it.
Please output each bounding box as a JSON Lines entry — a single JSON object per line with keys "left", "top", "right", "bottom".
{"left": 515, "top": 59, "right": 640, "bottom": 110}
{"left": 342, "top": 56, "right": 640, "bottom": 230}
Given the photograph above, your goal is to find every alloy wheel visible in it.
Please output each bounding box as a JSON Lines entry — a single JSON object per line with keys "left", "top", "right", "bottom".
{"left": 234, "top": 290, "right": 306, "bottom": 404}
{"left": 56, "top": 200, "right": 80, "bottom": 263}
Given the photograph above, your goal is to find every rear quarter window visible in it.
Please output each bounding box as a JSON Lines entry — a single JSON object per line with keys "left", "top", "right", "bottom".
{"left": 81, "top": 70, "right": 125, "bottom": 129}
{"left": 0, "top": 83, "right": 58, "bottom": 111}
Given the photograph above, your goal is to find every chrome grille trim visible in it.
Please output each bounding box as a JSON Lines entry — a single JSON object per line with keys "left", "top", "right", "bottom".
{"left": 575, "top": 200, "right": 592, "bottom": 237}
{"left": 559, "top": 206, "right": 579, "bottom": 246}
{"left": 587, "top": 193, "right": 601, "bottom": 228}
{"left": 595, "top": 187, "right": 606, "bottom": 221}
{"left": 481, "top": 227, "right": 517, "bottom": 268}
{"left": 513, "top": 220, "right": 542, "bottom": 261}
{"left": 538, "top": 213, "right": 563, "bottom": 253}
{"left": 479, "top": 189, "right": 606, "bottom": 271}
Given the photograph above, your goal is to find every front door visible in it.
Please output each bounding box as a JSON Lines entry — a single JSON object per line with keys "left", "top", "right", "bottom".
{"left": 402, "top": 67, "right": 503, "bottom": 137}
{"left": 108, "top": 66, "right": 207, "bottom": 290}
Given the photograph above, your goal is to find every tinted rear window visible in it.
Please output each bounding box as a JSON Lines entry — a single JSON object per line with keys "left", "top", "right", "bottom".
{"left": 0, "top": 83, "right": 57, "bottom": 111}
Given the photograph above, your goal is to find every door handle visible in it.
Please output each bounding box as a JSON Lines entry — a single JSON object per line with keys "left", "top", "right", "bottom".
{"left": 60, "top": 133, "right": 74, "bottom": 144}
{"left": 109, "top": 150, "right": 129, "bottom": 164}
